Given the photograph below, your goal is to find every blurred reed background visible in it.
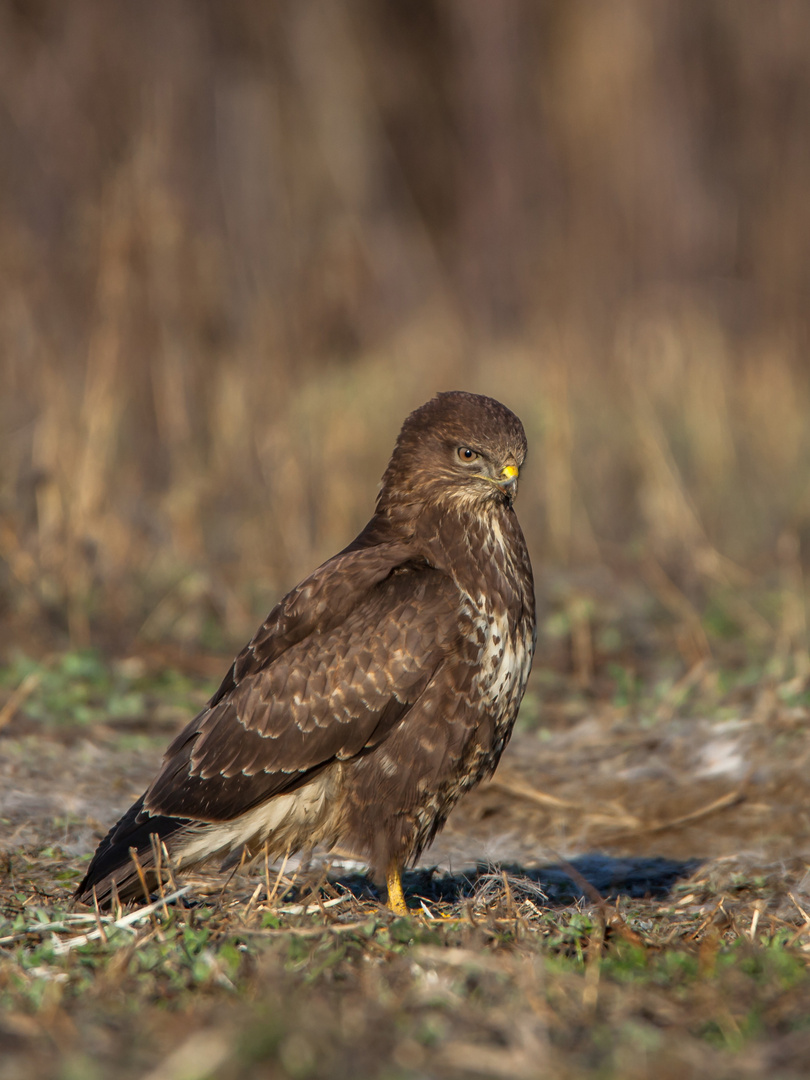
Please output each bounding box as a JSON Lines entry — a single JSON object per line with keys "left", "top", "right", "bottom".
{"left": 1, "top": 0, "right": 809, "bottom": 652}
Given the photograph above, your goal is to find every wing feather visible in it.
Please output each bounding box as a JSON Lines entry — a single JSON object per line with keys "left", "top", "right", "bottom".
{"left": 143, "top": 544, "right": 458, "bottom": 822}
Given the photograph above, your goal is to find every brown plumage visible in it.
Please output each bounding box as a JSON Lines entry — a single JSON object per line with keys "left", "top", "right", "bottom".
{"left": 76, "top": 391, "right": 536, "bottom": 911}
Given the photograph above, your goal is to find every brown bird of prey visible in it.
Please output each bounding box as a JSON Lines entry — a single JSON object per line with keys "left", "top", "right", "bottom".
{"left": 77, "top": 391, "right": 536, "bottom": 913}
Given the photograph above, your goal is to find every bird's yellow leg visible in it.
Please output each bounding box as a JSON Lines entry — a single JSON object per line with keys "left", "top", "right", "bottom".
{"left": 386, "top": 862, "right": 408, "bottom": 915}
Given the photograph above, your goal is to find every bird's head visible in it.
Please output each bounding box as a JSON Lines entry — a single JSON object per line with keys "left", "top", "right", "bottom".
{"left": 378, "top": 391, "right": 528, "bottom": 517}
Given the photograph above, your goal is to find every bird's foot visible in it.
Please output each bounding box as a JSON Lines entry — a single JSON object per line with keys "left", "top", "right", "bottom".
{"left": 386, "top": 863, "right": 408, "bottom": 916}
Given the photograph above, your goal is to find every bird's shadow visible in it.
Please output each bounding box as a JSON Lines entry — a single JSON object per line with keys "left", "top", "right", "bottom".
{"left": 330, "top": 854, "right": 701, "bottom": 909}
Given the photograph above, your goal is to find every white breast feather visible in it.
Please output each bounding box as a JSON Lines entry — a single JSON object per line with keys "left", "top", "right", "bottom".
{"left": 479, "top": 610, "right": 530, "bottom": 709}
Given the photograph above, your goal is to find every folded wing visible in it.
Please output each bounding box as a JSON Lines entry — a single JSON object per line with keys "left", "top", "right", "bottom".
{"left": 144, "top": 545, "right": 458, "bottom": 822}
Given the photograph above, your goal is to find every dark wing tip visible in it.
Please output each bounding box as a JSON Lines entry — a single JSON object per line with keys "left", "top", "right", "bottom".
{"left": 75, "top": 794, "right": 188, "bottom": 907}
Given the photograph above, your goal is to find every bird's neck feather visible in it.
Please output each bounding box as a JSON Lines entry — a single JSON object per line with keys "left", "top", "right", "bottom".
{"left": 413, "top": 497, "right": 527, "bottom": 601}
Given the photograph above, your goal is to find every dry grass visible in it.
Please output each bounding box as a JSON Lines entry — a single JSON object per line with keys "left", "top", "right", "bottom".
{"left": 2, "top": 846, "right": 810, "bottom": 1080}
{"left": 2, "top": 8, "right": 810, "bottom": 1076}
{"left": 1, "top": 2, "right": 809, "bottom": 651}
{"left": 3, "top": 303, "right": 809, "bottom": 654}
{"left": 3, "top": 620, "right": 810, "bottom": 1078}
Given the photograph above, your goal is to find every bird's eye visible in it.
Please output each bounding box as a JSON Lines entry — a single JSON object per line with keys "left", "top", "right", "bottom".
{"left": 457, "top": 446, "right": 479, "bottom": 462}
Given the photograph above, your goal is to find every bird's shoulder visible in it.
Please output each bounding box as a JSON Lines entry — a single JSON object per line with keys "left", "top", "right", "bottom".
{"left": 209, "top": 530, "right": 460, "bottom": 707}
{"left": 144, "top": 535, "right": 467, "bottom": 816}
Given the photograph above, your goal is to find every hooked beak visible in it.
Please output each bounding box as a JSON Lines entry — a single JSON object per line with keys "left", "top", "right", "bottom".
{"left": 495, "top": 462, "right": 519, "bottom": 499}
{"left": 474, "top": 459, "right": 519, "bottom": 500}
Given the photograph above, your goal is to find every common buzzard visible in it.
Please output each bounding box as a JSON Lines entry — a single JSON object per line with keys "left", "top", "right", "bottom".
{"left": 77, "top": 391, "right": 536, "bottom": 913}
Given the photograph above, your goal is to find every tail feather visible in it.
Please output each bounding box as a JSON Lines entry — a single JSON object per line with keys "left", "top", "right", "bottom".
{"left": 76, "top": 794, "right": 189, "bottom": 906}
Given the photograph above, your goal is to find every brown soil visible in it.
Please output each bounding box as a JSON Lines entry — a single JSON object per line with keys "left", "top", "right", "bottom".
{"left": 3, "top": 671, "right": 809, "bottom": 907}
